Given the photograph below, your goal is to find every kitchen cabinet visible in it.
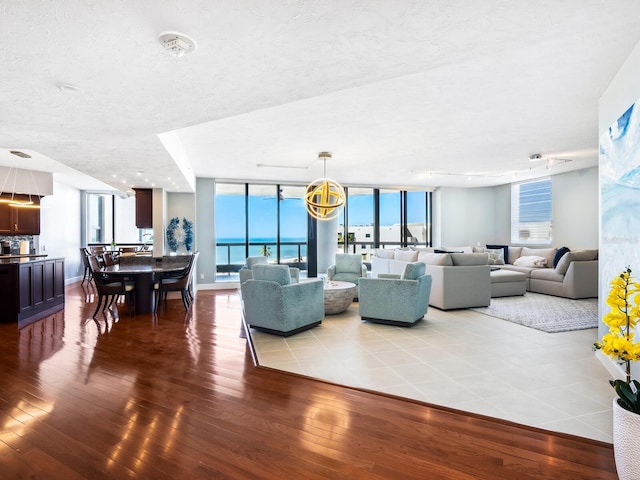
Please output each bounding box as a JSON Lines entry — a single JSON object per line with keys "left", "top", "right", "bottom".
{"left": 0, "top": 257, "right": 65, "bottom": 323}
{"left": 134, "top": 188, "right": 152, "bottom": 228}
{"left": 0, "top": 194, "right": 41, "bottom": 235}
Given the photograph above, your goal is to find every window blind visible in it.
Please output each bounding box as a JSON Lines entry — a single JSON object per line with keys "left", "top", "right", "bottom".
{"left": 511, "top": 178, "right": 552, "bottom": 245}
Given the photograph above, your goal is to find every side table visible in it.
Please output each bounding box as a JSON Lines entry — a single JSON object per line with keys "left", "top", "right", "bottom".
{"left": 324, "top": 281, "right": 357, "bottom": 314}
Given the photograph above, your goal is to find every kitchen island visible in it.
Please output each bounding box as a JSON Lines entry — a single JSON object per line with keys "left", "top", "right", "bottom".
{"left": 0, "top": 256, "right": 65, "bottom": 324}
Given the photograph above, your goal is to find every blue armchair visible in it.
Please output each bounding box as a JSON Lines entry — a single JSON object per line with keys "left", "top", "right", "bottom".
{"left": 358, "top": 262, "right": 432, "bottom": 326}
{"left": 239, "top": 256, "right": 300, "bottom": 284}
{"left": 327, "top": 254, "right": 367, "bottom": 297}
{"left": 240, "top": 264, "right": 324, "bottom": 336}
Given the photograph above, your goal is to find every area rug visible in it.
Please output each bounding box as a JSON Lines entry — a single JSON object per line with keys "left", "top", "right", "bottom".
{"left": 471, "top": 293, "right": 598, "bottom": 333}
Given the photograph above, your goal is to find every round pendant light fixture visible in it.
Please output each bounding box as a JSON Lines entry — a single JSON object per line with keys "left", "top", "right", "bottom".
{"left": 304, "top": 152, "right": 346, "bottom": 221}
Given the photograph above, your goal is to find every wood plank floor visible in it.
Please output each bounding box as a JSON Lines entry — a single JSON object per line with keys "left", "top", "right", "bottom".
{"left": 0, "top": 282, "right": 618, "bottom": 479}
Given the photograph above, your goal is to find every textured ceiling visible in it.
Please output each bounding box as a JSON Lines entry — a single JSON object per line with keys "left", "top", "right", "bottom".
{"left": 2, "top": 1, "right": 640, "bottom": 193}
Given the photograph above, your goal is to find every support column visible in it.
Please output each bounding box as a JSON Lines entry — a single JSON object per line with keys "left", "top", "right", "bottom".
{"left": 316, "top": 217, "right": 338, "bottom": 275}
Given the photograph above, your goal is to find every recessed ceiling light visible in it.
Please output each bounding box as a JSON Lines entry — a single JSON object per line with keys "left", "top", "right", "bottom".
{"left": 158, "top": 31, "right": 197, "bottom": 57}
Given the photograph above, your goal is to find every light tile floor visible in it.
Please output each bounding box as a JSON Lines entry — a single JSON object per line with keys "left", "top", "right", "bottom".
{"left": 249, "top": 303, "right": 616, "bottom": 443}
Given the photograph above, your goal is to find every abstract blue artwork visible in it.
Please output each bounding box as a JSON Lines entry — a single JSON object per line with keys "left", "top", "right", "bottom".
{"left": 600, "top": 98, "right": 640, "bottom": 301}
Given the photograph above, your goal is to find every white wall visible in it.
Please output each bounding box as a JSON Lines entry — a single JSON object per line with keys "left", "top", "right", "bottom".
{"left": 195, "top": 178, "right": 216, "bottom": 287}
{"left": 434, "top": 186, "right": 501, "bottom": 248}
{"left": 434, "top": 168, "right": 598, "bottom": 249}
{"left": 166, "top": 191, "right": 196, "bottom": 255}
{"left": 552, "top": 167, "right": 598, "bottom": 249}
{"left": 39, "top": 181, "right": 82, "bottom": 283}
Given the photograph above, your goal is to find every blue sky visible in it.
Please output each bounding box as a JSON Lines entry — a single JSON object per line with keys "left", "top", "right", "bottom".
{"left": 215, "top": 191, "right": 426, "bottom": 240}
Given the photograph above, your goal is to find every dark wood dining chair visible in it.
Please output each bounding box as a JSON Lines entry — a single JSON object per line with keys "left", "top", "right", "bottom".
{"left": 80, "top": 247, "right": 93, "bottom": 285}
{"left": 102, "top": 252, "right": 116, "bottom": 266}
{"left": 87, "top": 255, "right": 135, "bottom": 317}
{"left": 155, "top": 252, "right": 199, "bottom": 311}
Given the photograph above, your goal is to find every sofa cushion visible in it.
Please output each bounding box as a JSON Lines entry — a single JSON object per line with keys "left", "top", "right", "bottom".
{"left": 555, "top": 249, "right": 598, "bottom": 275}
{"left": 485, "top": 248, "right": 506, "bottom": 265}
{"left": 530, "top": 267, "right": 564, "bottom": 282}
{"left": 450, "top": 253, "right": 489, "bottom": 266}
{"left": 521, "top": 247, "right": 557, "bottom": 268}
{"left": 251, "top": 264, "right": 291, "bottom": 285}
{"left": 412, "top": 246, "right": 434, "bottom": 253}
{"left": 486, "top": 244, "right": 508, "bottom": 263}
{"left": 394, "top": 249, "right": 419, "bottom": 261}
{"left": 553, "top": 246, "right": 570, "bottom": 267}
{"left": 375, "top": 248, "right": 395, "bottom": 259}
{"left": 401, "top": 261, "right": 426, "bottom": 280}
{"left": 513, "top": 255, "right": 548, "bottom": 268}
{"left": 418, "top": 252, "right": 453, "bottom": 266}
{"left": 508, "top": 246, "right": 523, "bottom": 265}
{"left": 444, "top": 245, "right": 474, "bottom": 253}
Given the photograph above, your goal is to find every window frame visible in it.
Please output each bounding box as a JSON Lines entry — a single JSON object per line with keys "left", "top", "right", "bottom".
{"left": 510, "top": 178, "right": 552, "bottom": 246}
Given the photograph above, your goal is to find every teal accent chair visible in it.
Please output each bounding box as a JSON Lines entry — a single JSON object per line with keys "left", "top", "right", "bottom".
{"left": 240, "top": 264, "right": 324, "bottom": 336}
{"left": 239, "top": 256, "right": 300, "bottom": 284}
{"left": 358, "top": 262, "right": 432, "bottom": 326}
{"left": 327, "top": 254, "right": 367, "bottom": 297}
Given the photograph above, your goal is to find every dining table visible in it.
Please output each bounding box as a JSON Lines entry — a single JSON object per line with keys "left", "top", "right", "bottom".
{"left": 102, "top": 263, "right": 188, "bottom": 314}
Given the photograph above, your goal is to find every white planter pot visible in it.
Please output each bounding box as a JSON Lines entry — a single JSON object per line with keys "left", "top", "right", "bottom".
{"left": 612, "top": 398, "right": 640, "bottom": 480}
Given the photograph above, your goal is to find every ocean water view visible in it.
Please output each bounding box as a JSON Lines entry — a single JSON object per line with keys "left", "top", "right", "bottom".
{"left": 216, "top": 238, "right": 307, "bottom": 265}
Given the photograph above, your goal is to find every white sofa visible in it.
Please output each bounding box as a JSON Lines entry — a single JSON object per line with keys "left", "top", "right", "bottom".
{"left": 371, "top": 244, "right": 599, "bottom": 302}
{"left": 372, "top": 248, "right": 490, "bottom": 310}
{"left": 497, "top": 246, "right": 598, "bottom": 299}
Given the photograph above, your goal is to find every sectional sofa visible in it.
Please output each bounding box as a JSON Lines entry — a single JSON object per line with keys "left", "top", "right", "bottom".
{"left": 497, "top": 246, "right": 598, "bottom": 299}
{"left": 371, "top": 244, "right": 598, "bottom": 306}
{"left": 372, "top": 248, "right": 491, "bottom": 309}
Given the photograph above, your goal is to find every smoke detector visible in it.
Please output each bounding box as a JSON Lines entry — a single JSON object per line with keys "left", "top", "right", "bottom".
{"left": 158, "top": 31, "right": 197, "bottom": 57}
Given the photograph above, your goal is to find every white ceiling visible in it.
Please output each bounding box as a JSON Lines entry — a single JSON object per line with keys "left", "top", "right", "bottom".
{"left": 2, "top": 1, "right": 640, "bottom": 193}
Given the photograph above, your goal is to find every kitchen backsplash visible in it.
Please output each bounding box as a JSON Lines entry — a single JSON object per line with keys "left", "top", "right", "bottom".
{"left": 0, "top": 235, "right": 36, "bottom": 255}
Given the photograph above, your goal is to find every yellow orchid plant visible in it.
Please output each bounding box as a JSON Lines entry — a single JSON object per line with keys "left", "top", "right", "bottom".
{"left": 594, "top": 267, "right": 640, "bottom": 414}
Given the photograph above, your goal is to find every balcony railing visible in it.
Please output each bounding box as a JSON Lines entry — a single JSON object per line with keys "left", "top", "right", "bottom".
{"left": 215, "top": 241, "right": 308, "bottom": 276}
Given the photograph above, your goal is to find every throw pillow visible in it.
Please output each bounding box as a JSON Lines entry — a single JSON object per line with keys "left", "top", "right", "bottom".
{"left": 401, "top": 262, "right": 426, "bottom": 280}
{"left": 486, "top": 244, "right": 508, "bottom": 264}
{"left": 553, "top": 246, "right": 570, "bottom": 268}
{"left": 394, "top": 249, "right": 419, "bottom": 261}
{"left": 375, "top": 248, "right": 395, "bottom": 259}
{"left": 521, "top": 247, "right": 556, "bottom": 269}
{"left": 513, "top": 256, "right": 548, "bottom": 268}
{"left": 485, "top": 248, "right": 506, "bottom": 265}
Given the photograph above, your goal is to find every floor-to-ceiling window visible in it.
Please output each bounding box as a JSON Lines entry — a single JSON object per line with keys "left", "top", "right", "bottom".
{"left": 84, "top": 192, "right": 150, "bottom": 246}
{"left": 215, "top": 182, "right": 309, "bottom": 281}
{"left": 278, "top": 185, "right": 307, "bottom": 268}
{"left": 248, "top": 184, "right": 278, "bottom": 259}
{"left": 213, "top": 183, "right": 432, "bottom": 281}
{"left": 214, "top": 183, "right": 247, "bottom": 276}
{"left": 342, "top": 187, "right": 375, "bottom": 258}
{"left": 405, "top": 190, "right": 430, "bottom": 246}
{"left": 379, "top": 189, "right": 402, "bottom": 249}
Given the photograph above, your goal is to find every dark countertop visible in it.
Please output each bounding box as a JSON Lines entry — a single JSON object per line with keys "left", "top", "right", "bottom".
{"left": 0, "top": 255, "right": 56, "bottom": 264}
